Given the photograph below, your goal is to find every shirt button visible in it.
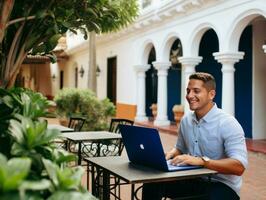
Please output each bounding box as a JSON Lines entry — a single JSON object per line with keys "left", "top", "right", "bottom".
{"left": 195, "top": 140, "right": 198, "bottom": 143}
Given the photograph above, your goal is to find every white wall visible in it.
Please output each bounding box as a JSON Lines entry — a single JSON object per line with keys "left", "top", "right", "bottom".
{"left": 97, "top": 38, "right": 137, "bottom": 103}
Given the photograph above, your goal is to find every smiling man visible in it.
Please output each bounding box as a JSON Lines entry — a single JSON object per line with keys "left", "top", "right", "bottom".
{"left": 142, "top": 72, "right": 248, "bottom": 200}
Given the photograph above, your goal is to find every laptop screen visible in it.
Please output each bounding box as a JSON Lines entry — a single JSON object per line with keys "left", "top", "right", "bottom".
{"left": 119, "top": 125, "right": 170, "bottom": 171}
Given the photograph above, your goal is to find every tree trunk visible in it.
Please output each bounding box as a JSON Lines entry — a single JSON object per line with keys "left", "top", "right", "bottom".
{"left": 88, "top": 31, "right": 97, "bottom": 94}
{"left": 0, "top": 0, "right": 14, "bottom": 43}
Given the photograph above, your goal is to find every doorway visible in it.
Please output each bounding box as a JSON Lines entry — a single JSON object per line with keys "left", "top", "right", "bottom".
{"left": 107, "top": 57, "right": 117, "bottom": 104}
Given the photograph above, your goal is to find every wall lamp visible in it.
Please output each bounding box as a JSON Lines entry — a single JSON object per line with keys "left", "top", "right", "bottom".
{"left": 96, "top": 65, "right": 101, "bottom": 77}
{"left": 51, "top": 74, "right": 56, "bottom": 81}
{"left": 79, "top": 66, "right": 85, "bottom": 78}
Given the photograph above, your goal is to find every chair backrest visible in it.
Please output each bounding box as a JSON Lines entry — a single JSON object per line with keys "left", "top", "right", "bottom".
{"left": 108, "top": 118, "right": 134, "bottom": 133}
{"left": 107, "top": 118, "right": 134, "bottom": 156}
{"left": 68, "top": 117, "right": 86, "bottom": 131}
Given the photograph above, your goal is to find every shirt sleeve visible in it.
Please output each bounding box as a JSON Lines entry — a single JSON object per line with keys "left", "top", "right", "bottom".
{"left": 221, "top": 116, "right": 248, "bottom": 168}
{"left": 175, "top": 121, "right": 187, "bottom": 154}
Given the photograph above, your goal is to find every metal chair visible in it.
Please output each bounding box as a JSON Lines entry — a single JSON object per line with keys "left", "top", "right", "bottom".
{"left": 82, "top": 118, "right": 134, "bottom": 157}
{"left": 86, "top": 118, "right": 134, "bottom": 199}
{"left": 53, "top": 117, "right": 85, "bottom": 150}
{"left": 108, "top": 118, "right": 134, "bottom": 155}
{"left": 107, "top": 118, "right": 134, "bottom": 199}
{"left": 68, "top": 117, "right": 86, "bottom": 131}
{"left": 67, "top": 117, "right": 86, "bottom": 152}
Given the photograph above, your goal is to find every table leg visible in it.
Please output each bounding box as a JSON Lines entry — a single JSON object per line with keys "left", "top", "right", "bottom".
{"left": 131, "top": 184, "right": 135, "bottom": 200}
{"left": 102, "top": 169, "right": 110, "bottom": 200}
{"left": 78, "top": 141, "right": 81, "bottom": 165}
{"left": 91, "top": 164, "right": 96, "bottom": 195}
{"left": 87, "top": 163, "right": 90, "bottom": 191}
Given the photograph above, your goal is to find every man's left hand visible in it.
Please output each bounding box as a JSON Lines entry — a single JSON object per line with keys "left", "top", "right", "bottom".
{"left": 170, "top": 154, "right": 204, "bottom": 166}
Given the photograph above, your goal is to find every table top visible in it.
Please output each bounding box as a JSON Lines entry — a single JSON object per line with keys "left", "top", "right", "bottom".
{"left": 62, "top": 131, "right": 122, "bottom": 142}
{"left": 48, "top": 124, "right": 74, "bottom": 132}
{"left": 85, "top": 156, "right": 217, "bottom": 184}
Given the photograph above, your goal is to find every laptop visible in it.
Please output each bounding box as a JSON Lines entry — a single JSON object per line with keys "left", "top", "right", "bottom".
{"left": 119, "top": 125, "right": 201, "bottom": 172}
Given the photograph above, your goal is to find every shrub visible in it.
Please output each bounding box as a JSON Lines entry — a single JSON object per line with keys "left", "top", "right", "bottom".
{"left": 54, "top": 88, "right": 115, "bottom": 131}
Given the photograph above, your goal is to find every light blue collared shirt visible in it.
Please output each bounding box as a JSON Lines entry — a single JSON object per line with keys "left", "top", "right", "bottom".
{"left": 175, "top": 104, "right": 248, "bottom": 196}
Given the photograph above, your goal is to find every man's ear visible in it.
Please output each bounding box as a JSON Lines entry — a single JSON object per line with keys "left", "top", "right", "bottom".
{"left": 209, "top": 89, "right": 216, "bottom": 100}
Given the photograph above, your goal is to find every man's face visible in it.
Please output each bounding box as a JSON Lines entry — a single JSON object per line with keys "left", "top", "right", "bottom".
{"left": 186, "top": 79, "right": 215, "bottom": 112}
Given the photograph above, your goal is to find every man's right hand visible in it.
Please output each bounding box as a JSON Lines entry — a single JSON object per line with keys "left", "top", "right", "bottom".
{"left": 165, "top": 148, "right": 181, "bottom": 160}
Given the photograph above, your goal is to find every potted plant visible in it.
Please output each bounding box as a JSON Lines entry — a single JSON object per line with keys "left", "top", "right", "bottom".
{"left": 149, "top": 103, "right": 157, "bottom": 120}
{"left": 172, "top": 104, "right": 184, "bottom": 125}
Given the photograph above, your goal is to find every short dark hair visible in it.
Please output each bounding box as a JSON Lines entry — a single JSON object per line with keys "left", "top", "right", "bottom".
{"left": 189, "top": 72, "right": 216, "bottom": 90}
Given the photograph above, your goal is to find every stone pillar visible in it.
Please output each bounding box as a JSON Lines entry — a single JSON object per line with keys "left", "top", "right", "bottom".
{"left": 213, "top": 52, "right": 244, "bottom": 116}
{"left": 178, "top": 56, "right": 202, "bottom": 114}
{"left": 153, "top": 61, "right": 171, "bottom": 126}
{"left": 134, "top": 65, "right": 150, "bottom": 122}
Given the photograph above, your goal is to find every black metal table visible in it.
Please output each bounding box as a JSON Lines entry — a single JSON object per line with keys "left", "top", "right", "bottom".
{"left": 85, "top": 156, "right": 217, "bottom": 200}
{"left": 48, "top": 124, "right": 74, "bottom": 132}
{"left": 63, "top": 131, "right": 122, "bottom": 165}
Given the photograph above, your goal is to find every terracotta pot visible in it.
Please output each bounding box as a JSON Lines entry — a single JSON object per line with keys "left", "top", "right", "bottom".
{"left": 172, "top": 105, "right": 184, "bottom": 124}
{"left": 149, "top": 103, "right": 157, "bottom": 120}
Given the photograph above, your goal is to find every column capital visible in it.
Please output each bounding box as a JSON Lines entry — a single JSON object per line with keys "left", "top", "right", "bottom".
{"left": 178, "top": 56, "right": 202, "bottom": 66}
{"left": 152, "top": 61, "right": 171, "bottom": 71}
{"left": 213, "top": 52, "right": 244, "bottom": 64}
{"left": 134, "top": 64, "right": 150, "bottom": 73}
{"left": 263, "top": 45, "right": 266, "bottom": 53}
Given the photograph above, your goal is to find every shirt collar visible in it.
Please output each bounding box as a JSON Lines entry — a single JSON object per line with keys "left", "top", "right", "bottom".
{"left": 192, "top": 103, "right": 218, "bottom": 123}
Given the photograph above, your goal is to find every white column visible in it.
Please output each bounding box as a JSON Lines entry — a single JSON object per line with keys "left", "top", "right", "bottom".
{"left": 153, "top": 61, "right": 171, "bottom": 126}
{"left": 134, "top": 65, "right": 150, "bottom": 122}
{"left": 178, "top": 57, "right": 202, "bottom": 114}
{"left": 213, "top": 52, "right": 244, "bottom": 116}
{"left": 263, "top": 45, "right": 266, "bottom": 53}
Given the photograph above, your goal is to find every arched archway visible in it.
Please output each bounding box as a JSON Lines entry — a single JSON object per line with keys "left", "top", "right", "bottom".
{"left": 167, "top": 39, "right": 183, "bottom": 121}
{"left": 234, "top": 15, "right": 266, "bottom": 139}
{"left": 235, "top": 25, "right": 253, "bottom": 138}
{"left": 145, "top": 46, "right": 157, "bottom": 118}
{"left": 196, "top": 29, "right": 222, "bottom": 107}
{"left": 227, "top": 8, "right": 266, "bottom": 139}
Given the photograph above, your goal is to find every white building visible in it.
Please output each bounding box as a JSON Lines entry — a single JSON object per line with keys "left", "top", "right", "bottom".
{"left": 52, "top": 0, "right": 266, "bottom": 139}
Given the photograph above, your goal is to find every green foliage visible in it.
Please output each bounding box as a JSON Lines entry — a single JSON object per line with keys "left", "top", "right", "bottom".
{"left": 0, "top": 0, "right": 138, "bottom": 88}
{"left": 9, "top": 117, "right": 61, "bottom": 175}
{"left": 0, "top": 88, "right": 53, "bottom": 158}
{"left": 2, "top": 88, "right": 52, "bottom": 120}
{"left": 0, "top": 154, "right": 31, "bottom": 192}
{"left": 0, "top": 88, "right": 96, "bottom": 199}
{"left": 43, "top": 158, "right": 84, "bottom": 191}
{"left": 54, "top": 88, "right": 115, "bottom": 130}
{"left": 47, "top": 191, "right": 97, "bottom": 200}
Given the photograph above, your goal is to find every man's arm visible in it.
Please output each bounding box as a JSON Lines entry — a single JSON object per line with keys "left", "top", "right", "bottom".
{"left": 170, "top": 154, "right": 245, "bottom": 176}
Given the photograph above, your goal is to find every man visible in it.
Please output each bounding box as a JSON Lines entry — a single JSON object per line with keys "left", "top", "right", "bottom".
{"left": 142, "top": 72, "right": 248, "bottom": 200}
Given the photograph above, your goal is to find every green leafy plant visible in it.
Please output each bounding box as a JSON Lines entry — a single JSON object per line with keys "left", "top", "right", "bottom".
{"left": 0, "top": 88, "right": 53, "bottom": 157}
{"left": 0, "top": 154, "right": 31, "bottom": 193}
{"left": 54, "top": 88, "right": 115, "bottom": 131}
{"left": 0, "top": 88, "right": 96, "bottom": 199}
